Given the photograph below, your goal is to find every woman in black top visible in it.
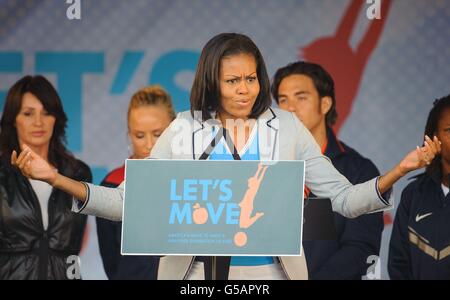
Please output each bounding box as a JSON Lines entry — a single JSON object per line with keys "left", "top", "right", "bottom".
{"left": 0, "top": 75, "right": 91, "bottom": 279}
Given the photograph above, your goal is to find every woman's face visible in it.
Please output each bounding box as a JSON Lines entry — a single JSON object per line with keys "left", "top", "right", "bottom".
{"left": 218, "top": 53, "right": 260, "bottom": 121}
{"left": 15, "top": 92, "right": 56, "bottom": 150}
{"left": 128, "top": 105, "right": 172, "bottom": 159}
{"left": 436, "top": 107, "right": 450, "bottom": 163}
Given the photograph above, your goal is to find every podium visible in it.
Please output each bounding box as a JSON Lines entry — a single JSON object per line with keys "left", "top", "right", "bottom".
{"left": 122, "top": 160, "right": 315, "bottom": 279}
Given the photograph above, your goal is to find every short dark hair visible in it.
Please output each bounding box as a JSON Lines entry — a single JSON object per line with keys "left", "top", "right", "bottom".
{"left": 190, "top": 33, "right": 272, "bottom": 121}
{"left": 424, "top": 94, "right": 450, "bottom": 176}
{"left": 271, "top": 61, "right": 337, "bottom": 126}
{"left": 0, "top": 75, "right": 77, "bottom": 170}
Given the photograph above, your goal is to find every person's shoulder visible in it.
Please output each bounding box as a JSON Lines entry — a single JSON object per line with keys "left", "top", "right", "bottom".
{"left": 338, "top": 141, "right": 373, "bottom": 164}
{"left": 72, "top": 159, "right": 92, "bottom": 179}
{"left": 398, "top": 173, "right": 436, "bottom": 211}
{"left": 268, "top": 107, "right": 302, "bottom": 129}
{"left": 73, "top": 159, "right": 90, "bottom": 172}
{"left": 397, "top": 173, "right": 431, "bottom": 211}
{"left": 403, "top": 172, "right": 431, "bottom": 193}
{"left": 101, "top": 165, "right": 125, "bottom": 187}
{"left": 329, "top": 140, "right": 381, "bottom": 181}
{"left": 175, "top": 110, "right": 194, "bottom": 120}
{"left": 269, "top": 107, "right": 294, "bottom": 120}
{"left": 166, "top": 111, "right": 197, "bottom": 129}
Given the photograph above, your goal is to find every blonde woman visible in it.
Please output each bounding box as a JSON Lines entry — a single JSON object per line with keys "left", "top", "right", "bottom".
{"left": 96, "top": 86, "right": 175, "bottom": 280}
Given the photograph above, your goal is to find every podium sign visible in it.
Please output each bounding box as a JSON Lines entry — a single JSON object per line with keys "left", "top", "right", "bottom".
{"left": 121, "top": 160, "right": 305, "bottom": 256}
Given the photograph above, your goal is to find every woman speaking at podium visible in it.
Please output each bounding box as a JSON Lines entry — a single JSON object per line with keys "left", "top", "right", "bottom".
{"left": 12, "top": 33, "right": 441, "bottom": 279}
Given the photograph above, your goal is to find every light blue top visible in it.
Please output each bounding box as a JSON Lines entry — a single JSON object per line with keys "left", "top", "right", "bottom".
{"left": 209, "top": 126, "right": 274, "bottom": 266}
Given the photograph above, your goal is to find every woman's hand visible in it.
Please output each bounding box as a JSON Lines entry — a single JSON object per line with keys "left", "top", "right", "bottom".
{"left": 398, "top": 135, "right": 441, "bottom": 176}
{"left": 376, "top": 135, "right": 441, "bottom": 195}
{"left": 11, "top": 145, "right": 58, "bottom": 185}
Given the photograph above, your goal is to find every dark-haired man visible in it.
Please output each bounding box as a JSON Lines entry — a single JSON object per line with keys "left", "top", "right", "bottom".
{"left": 272, "top": 61, "right": 384, "bottom": 279}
